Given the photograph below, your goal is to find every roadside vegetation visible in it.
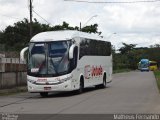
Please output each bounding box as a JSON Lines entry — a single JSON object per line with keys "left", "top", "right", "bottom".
{"left": 112, "top": 43, "right": 160, "bottom": 73}
{"left": 153, "top": 70, "right": 160, "bottom": 92}
{"left": 113, "top": 69, "right": 132, "bottom": 74}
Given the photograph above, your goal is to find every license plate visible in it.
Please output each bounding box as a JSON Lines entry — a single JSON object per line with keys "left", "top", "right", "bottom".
{"left": 44, "top": 87, "right": 51, "bottom": 91}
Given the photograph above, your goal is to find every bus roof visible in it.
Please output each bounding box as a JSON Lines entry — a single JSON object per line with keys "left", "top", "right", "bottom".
{"left": 140, "top": 59, "right": 149, "bottom": 62}
{"left": 30, "top": 30, "right": 108, "bottom": 42}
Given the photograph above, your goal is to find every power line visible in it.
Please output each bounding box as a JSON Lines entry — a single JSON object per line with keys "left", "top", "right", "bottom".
{"left": 27, "top": 0, "right": 50, "bottom": 25}
{"left": 32, "top": 9, "right": 50, "bottom": 25}
{"left": 64, "top": 0, "right": 160, "bottom": 3}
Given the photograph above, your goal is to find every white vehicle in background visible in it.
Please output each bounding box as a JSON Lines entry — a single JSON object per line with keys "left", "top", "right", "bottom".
{"left": 20, "top": 30, "right": 112, "bottom": 97}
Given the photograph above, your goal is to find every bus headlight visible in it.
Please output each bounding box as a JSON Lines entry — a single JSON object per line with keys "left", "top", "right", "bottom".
{"left": 58, "top": 78, "right": 69, "bottom": 83}
{"left": 28, "top": 79, "right": 36, "bottom": 84}
{"left": 58, "top": 76, "right": 72, "bottom": 83}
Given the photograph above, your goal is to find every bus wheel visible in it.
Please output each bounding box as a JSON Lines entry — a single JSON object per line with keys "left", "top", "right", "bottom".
{"left": 101, "top": 74, "right": 107, "bottom": 88}
{"left": 40, "top": 92, "right": 48, "bottom": 97}
{"left": 95, "top": 74, "right": 107, "bottom": 89}
{"left": 77, "top": 77, "right": 84, "bottom": 94}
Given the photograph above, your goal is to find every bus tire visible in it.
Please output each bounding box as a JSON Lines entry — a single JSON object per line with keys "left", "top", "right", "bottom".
{"left": 95, "top": 73, "right": 107, "bottom": 89}
{"left": 77, "top": 77, "right": 84, "bottom": 94}
{"left": 40, "top": 92, "right": 48, "bottom": 97}
{"left": 102, "top": 73, "right": 107, "bottom": 88}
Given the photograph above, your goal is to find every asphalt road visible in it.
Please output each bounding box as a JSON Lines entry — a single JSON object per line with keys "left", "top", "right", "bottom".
{"left": 0, "top": 71, "right": 160, "bottom": 119}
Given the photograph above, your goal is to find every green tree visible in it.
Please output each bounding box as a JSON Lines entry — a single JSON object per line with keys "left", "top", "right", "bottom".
{"left": 0, "top": 31, "right": 3, "bottom": 45}
{"left": 1, "top": 18, "right": 53, "bottom": 51}
{"left": 113, "top": 43, "right": 138, "bottom": 70}
{"left": 0, "top": 18, "right": 101, "bottom": 52}
{"left": 119, "top": 43, "right": 136, "bottom": 54}
{"left": 81, "top": 24, "right": 101, "bottom": 35}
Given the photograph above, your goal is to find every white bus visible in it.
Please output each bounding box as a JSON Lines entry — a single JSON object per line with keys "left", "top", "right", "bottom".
{"left": 20, "top": 30, "right": 112, "bottom": 97}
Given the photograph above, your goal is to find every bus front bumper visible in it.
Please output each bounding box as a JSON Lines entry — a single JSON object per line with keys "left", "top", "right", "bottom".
{"left": 27, "top": 80, "right": 74, "bottom": 93}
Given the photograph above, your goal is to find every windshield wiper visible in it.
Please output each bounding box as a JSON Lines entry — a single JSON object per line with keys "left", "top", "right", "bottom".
{"left": 50, "top": 58, "right": 58, "bottom": 75}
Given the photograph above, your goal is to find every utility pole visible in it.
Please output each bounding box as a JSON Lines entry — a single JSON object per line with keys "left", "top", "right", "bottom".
{"left": 29, "top": 0, "right": 33, "bottom": 39}
{"left": 80, "top": 22, "right": 81, "bottom": 31}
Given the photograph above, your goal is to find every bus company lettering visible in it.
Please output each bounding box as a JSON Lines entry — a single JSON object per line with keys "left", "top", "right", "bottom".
{"left": 85, "top": 65, "right": 103, "bottom": 79}
{"left": 37, "top": 78, "right": 47, "bottom": 82}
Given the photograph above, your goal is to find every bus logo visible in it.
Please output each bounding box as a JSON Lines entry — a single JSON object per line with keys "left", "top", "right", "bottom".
{"left": 85, "top": 65, "right": 103, "bottom": 79}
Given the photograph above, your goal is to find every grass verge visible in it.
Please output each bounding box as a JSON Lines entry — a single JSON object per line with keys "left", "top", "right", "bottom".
{"left": 153, "top": 70, "right": 160, "bottom": 92}
{"left": 113, "top": 69, "right": 132, "bottom": 74}
{"left": 0, "top": 86, "right": 27, "bottom": 96}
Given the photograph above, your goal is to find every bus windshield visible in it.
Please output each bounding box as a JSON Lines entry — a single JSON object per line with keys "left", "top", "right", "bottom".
{"left": 140, "top": 61, "right": 149, "bottom": 68}
{"left": 28, "top": 40, "right": 71, "bottom": 77}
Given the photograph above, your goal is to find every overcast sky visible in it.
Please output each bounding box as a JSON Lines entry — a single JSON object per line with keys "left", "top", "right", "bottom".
{"left": 0, "top": 0, "right": 160, "bottom": 49}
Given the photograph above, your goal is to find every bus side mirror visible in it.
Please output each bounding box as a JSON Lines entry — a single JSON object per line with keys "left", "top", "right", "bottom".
{"left": 69, "top": 44, "right": 76, "bottom": 59}
{"left": 20, "top": 47, "right": 28, "bottom": 62}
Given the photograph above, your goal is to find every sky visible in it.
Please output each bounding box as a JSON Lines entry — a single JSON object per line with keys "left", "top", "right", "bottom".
{"left": 0, "top": 0, "right": 160, "bottom": 50}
